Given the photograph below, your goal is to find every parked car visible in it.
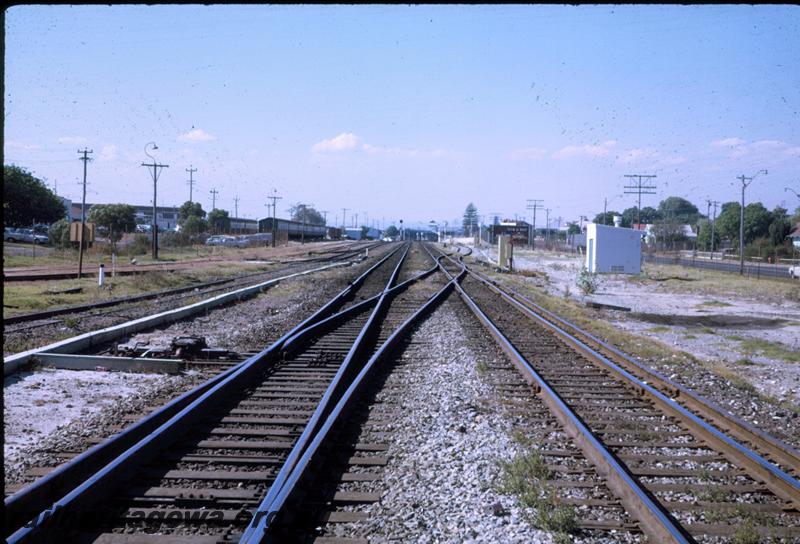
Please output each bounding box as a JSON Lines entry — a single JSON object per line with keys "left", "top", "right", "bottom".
{"left": 205, "top": 235, "right": 232, "bottom": 246}
{"left": 790, "top": 265, "right": 800, "bottom": 280}
{"left": 4, "top": 227, "right": 48, "bottom": 244}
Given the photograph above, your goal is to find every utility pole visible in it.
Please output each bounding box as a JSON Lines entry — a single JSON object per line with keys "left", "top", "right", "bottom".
{"left": 354, "top": 212, "right": 359, "bottom": 228}
{"left": 737, "top": 170, "right": 767, "bottom": 275}
{"left": 209, "top": 188, "right": 219, "bottom": 210}
{"left": 186, "top": 165, "right": 197, "bottom": 203}
{"left": 267, "top": 191, "right": 282, "bottom": 247}
{"left": 320, "top": 210, "right": 328, "bottom": 225}
{"left": 526, "top": 199, "right": 543, "bottom": 250}
{"left": 141, "top": 143, "right": 168, "bottom": 260}
{"left": 233, "top": 195, "right": 240, "bottom": 234}
{"left": 710, "top": 200, "right": 719, "bottom": 257}
{"left": 544, "top": 208, "right": 551, "bottom": 250}
{"left": 77, "top": 148, "right": 93, "bottom": 278}
{"left": 623, "top": 174, "right": 657, "bottom": 228}
{"left": 341, "top": 208, "right": 349, "bottom": 232}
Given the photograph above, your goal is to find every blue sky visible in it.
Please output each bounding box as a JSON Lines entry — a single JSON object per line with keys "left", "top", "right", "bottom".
{"left": 5, "top": 5, "right": 799, "bottom": 229}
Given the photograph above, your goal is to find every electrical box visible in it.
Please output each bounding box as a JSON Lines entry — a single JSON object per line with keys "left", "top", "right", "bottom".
{"left": 497, "top": 235, "right": 513, "bottom": 271}
{"left": 585, "top": 223, "right": 641, "bottom": 274}
{"left": 70, "top": 222, "right": 95, "bottom": 242}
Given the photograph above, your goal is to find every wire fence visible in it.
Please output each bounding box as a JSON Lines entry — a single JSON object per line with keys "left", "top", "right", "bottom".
{"left": 642, "top": 253, "right": 793, "bottom": 280}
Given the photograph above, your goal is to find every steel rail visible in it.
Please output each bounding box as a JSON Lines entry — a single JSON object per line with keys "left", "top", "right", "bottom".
{"left": 280, "top": 255, "right": 442, "bottom": 355}
{"left": 244, "top": 249, "right": 458, "bottom": 542}
{"left": 461, "top": 265, "right": 800, "bottom": 508}
{"left": 4, "top": 243, "right": 380, "bottom": 325}
{"left": 465, "top": 266, "right": 800, "bottom": 475}
{"left": 246, "top": 242, "right": 413, "bottom": 530}
{"left": 7, "top": 243, "right": 406, "bottom": 543}
{"left": 427, "top": 246, "right": 695, "bottom": 544}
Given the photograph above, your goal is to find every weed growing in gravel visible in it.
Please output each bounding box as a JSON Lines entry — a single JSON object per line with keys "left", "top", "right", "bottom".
{"left": 475, "top": 361, "right": 489, "bottom": 374}
{"left": 732, "top": 519, "right": 759, "bottom": 544}
{"left": 736, "top": 358, "right": 758, "bottom": 366}
{"left": 647, "top": 326, "right": 671, "bottom": 333}
{"left": 63, "top": 317, "right": 79, "bottom": 329}
{"left": 575, "top": 267, "right": 598, "bottom": 295}
{"left": 497, "top": 450, "right": 578, "bottom": 541}
{"left": 699, "top": 300, "right": 732, "bottom": 307}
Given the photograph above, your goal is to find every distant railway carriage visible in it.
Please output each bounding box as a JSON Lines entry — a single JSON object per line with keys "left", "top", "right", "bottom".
{"left": 258, "top": 217, "right": 328, "bottom": 241}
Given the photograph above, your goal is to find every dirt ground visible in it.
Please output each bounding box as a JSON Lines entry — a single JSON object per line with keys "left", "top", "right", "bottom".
{"left": 471, "top": 244, "right": 800, "bottom": 404}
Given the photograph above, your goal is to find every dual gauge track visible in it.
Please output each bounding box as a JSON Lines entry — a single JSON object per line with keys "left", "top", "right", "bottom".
{"left": 5, "top": 242, "right": 799, "bottom": 543}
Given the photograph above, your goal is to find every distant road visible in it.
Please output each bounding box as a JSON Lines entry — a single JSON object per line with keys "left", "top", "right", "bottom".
{"left": 644, "top": 253, "right": 791, "bottom": 280}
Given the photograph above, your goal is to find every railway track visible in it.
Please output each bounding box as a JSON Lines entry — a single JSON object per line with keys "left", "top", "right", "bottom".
{"left": 442, "top": 247, "right": 800, "bottom": 543}
{"left": 4, "top": 241, "right": 381, "bottom": 328}
{"left": 8, "top": 242, "right": 798, "bottom": 543}
{"left": 5, "top": 242, "right": 462, "bottom": 543}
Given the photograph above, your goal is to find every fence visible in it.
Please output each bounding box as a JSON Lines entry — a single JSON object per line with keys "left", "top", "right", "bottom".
{"left": 642, "top": 253, "right": 792, "bottom": 280}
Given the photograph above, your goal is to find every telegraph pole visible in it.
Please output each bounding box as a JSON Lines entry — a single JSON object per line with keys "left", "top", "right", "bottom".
{"left": 526, "top": 199, "right": 543, "bottom": 250}
{"left": 141, "top": 143, "right": 168, "bottom": 260}
{"left": 209, "top": 188, "right": 219, "bottom": 210}
{"left": 267, "top": 192, "right": 282, "bottom": 247}
{"left": 710, "top": 200, "right": 719, "bottom": 257}
{"left": 623, "top": 174, "right": 657, "bottom": 228}
{"left": 341, "top": 208, "right": 349, "bottom": 231}
{"left": 737, "top": 170, "right": 767, "bottom": 275}
{"left": 233, "top": 195, "right": 240, "bottom": 234}
{"left": 544, "top": 208, "right": 551, "bottom": 249}
{"left": 186, "top": 165, "right": 197, "bottom": 203}
{"left": 77, "top": 148, "right": 93, "bottom": 278}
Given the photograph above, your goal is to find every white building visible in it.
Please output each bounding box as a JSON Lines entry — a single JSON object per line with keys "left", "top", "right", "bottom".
{"left": 585, "top": 223, "right": 642, "bottom": 274}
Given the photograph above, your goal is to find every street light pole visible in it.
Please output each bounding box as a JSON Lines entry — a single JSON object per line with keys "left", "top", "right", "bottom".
{"left": 737, "top": 170, "right": 767, "bottom": 275}
{"left": 141, "top": 142, "right": 168, "bottom": 260}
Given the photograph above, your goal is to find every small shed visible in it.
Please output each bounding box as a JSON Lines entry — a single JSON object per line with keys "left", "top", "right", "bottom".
{"left": 585, "top": 223, "right": 642, "bottom": 274}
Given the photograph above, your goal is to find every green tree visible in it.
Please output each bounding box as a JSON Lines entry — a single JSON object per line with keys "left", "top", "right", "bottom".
{"left": 696, "top": 219, "right": 720, "bottom": 251}
{"left": 567, "top": 222, "right": 581, "bottom": 235}
{"left": 181, "top": 215, "right": 208, "bottom": 236}
{"left": 48, "top": 218, "right": 72, "bottom": 249}
{"left": 715, "top": 201, "right": 773, "bottom": 245}
{"left": 621, "top": 206, "right": 661, "bottom": 227}
{"left": 767, "top": 206, "right": 791, "bottom": 246}
{"left": 462, "top": 203, "right": 478, "bottom": 235}
{"left": 593, "top": 211, "right": 621, "bottom": 226}
{"left": 657, "top": 196, "right": 701, "bottom": 224}
{"left": 4, "top": 165, "right": 66, "bottom": 227}
{"left": 385, "top": 225, "right": 399, "bottom": 238}
{"left": 178, "top": 201, "right": 206, "bottom": 226}
{"left": 290, "top": 204, "right": 325, "bottom": 225}
{"left": 207, "top": 208, "right": 231, "bottom": 234}
{"left": 87, "top": 204, "right": 137, "bottom": 250}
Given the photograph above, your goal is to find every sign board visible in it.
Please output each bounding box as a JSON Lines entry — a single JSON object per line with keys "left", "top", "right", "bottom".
{"left": 70, "top": 222, "right": 95, "bottom": 242}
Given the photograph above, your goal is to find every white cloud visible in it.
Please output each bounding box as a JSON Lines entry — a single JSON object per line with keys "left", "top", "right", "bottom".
{"left": 362, "top": 143, "right": 445, "bottom": 158}
{"left": 552, "top": 140, "right": 616, "bottom": 160}
{"left": 99, "top": 144, "right": 117, "bottom": 161}
{"left": 57, "top": 136, "right": 87, "bottom": 145}
{"left": 710, "top": 137, "right": 745, "bottom": 147}
{"left": 509, "top": 147, "right": 548, "bottom": 160}
{"left": 619, "top": 147, "right": 658, "bottom": 164}
{"left": 5, "top": 140, "right": 42, "bottom": 151}
{"left": 312, "top": 132, "right": 361, "bottom": 152}
{"left": 178, "top": 128, "right": 216, "bottom": 142}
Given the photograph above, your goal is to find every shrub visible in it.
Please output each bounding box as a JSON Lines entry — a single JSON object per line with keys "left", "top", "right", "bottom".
{"left": 48, "top": 219, "right": 72, "bottom": 248}
{"left": 127, "top": 234, "right": 150, "bottom": 256}
{"left": 575, "top": 267, "right": 598, "bottom": 295}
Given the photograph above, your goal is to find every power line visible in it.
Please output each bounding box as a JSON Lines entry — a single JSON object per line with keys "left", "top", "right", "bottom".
{"left": 209, "top": 188, "right": 219, "bottom": 210}
{"left": 623, "top": 174, "right": 657, "bottom": 228}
